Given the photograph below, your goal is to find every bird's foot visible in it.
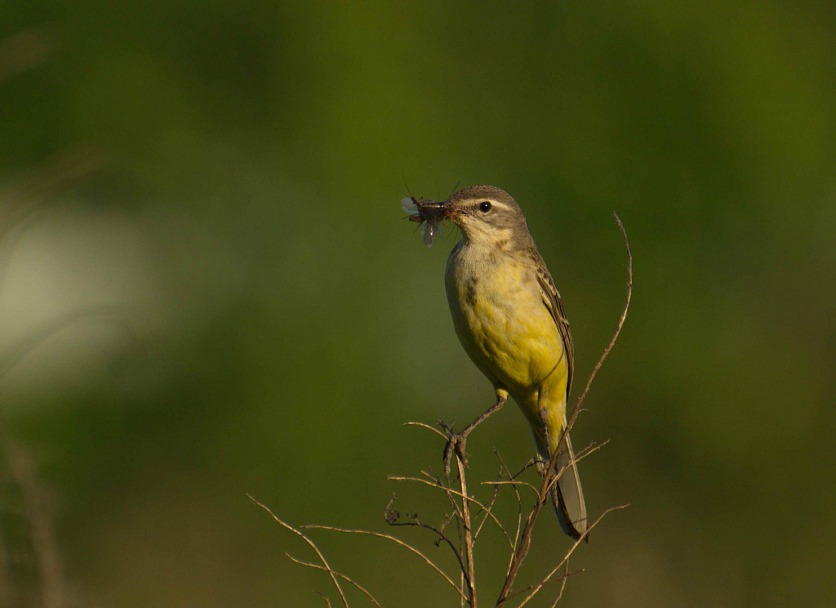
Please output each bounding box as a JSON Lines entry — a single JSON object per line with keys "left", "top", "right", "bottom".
{"left": 533, "top": 455, "right": 548, "bottom": 476}
{"left": 440, "top": 425, "right": 469, "bottom": 476}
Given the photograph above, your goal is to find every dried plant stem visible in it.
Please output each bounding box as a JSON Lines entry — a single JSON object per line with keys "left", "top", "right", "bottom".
{"left": 472, "top": 474, "right": 501, "bottom": 541}
{"left": 481, "top": 479, "right": 540, "bottom": 496}
{"left": 495, "top": 493, "right": 543, "bottom": 605}
{"left": 515, "top": 505, "right": 628, "bottom": 607}
{"left": 303, "top": 524, "right": 467, "bottom": 602}
{"left": 285, "top": 555, "right": 383, "bottom": 608}
{"left": 568, "top": 212, "right": 632, "bottom": 426}
{"left": 455, "top": 454, "right": 478, "bottom": 607}
{"left": 403, "top": 421, "right": 447, "bottom": 439}
{"left": 442, "top": 395, "right": 507, "bottom": 475}
{"left": 387, "top": 475, "right": 513, "bottom": 549}
{"left": 247, "top": 495, "right": 350, "bottom": 608}
{"left": 493, "top": 453, "right": 526, "bottom": 580}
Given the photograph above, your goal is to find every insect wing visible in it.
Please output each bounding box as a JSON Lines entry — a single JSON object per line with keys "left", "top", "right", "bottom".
{"left": 401, "top": 197, "right": 419, "bottom": 216}
{"left": 422, "top": 218, "right": 440, "bottom": 247}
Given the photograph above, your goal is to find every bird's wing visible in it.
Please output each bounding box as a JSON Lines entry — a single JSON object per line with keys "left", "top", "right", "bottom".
{"left": 529, "top": 247, "right": 574, "bottom": 394}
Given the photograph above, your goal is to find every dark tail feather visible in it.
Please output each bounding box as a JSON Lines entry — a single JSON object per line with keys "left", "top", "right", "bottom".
{"left": 551, "top": 432, "right": 588, "bottom": 541}
{"left": 534, "top": 428, "right": 588, "bottom": 541}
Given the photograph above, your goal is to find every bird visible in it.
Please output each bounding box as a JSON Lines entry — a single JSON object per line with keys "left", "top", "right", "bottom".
{"left": 409, "top": 185, "right": 588, "bottom": 540}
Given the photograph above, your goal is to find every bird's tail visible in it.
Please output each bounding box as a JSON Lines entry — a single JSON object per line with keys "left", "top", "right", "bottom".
{"left": 533, "top": 422, "right": 588, "bottom": 541}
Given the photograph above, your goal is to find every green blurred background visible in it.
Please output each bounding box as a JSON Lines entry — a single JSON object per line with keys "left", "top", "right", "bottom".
{"left": 1, "top": 1, "right": 833, "bottom": 606}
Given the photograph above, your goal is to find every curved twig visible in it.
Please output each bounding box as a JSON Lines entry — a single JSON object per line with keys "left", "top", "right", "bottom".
{"left": 387, "top": 475, "right": 514, "bottom": 550}
{"left": 404, "top": 421, "right": 448, "bottom": 440}
{"left": 248, "top": 496, "right": 350, "bottom": 608}
{"left": 303, "top": 524, "right": 467, "bottom": 602}
{"left": 285, "top": 554, "right": 382, "bottom": 608}
{"left": 570, "top": 212, "right": 632, "bottom": 420}
{"left": 516, "top": 505, "right": 629, "bottom": 607}
{"left": 454, "top": 454, "right": 477, "bottom": 606}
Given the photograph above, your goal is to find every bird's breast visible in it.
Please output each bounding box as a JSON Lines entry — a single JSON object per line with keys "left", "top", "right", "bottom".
{"left": 445, "top": 243, "right": 565, "bottom": 394}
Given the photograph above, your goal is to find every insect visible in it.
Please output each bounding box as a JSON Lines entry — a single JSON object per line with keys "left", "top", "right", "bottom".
{"left": 401, "top": 196, "right": 446, "bottom": 247}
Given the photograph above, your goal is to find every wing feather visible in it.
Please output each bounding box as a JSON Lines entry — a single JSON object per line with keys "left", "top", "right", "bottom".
{"left": 528, "top": 247, "right": 574, "bottom": 394}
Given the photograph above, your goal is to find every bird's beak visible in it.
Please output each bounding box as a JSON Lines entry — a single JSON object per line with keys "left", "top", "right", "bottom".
{"left": 438, "top": 201, "right": 460, "bottom": 222}
{"left": 429, "top": 200, "right": 462, "bottom": 221}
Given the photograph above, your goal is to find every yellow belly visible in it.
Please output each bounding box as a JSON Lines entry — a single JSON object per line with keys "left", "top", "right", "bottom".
{"left": 445, "top": 244, "right": 569, "bottom": 426}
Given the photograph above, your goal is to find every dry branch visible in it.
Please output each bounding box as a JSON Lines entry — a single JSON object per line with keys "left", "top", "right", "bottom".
{"left": 303, "top": 524, "right": 466, "bottom": 602}
{"left": 285, "top": 555, "right": 383, "bottom": 608}
{"left": 248, "top": 495, "right": 351, "bottom": 608}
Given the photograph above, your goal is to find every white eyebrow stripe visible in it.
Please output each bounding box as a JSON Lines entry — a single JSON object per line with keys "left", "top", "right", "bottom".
{"left": 466, "top": 199, "right": 513, "bottom": 211}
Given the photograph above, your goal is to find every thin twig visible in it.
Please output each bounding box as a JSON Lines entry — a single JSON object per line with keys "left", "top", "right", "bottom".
{"left": 385, "top": 517, "right": 465, "bottom": 576}
{"left": 550, "top": 567, "right": 570, "bottom": 608}
{"left": 569, "top": 212, "right": 632, "bottom": 422}
{"left": 441, "top": 394, "right": 507, "bottom": 476}
{"left": 480, "top": 480, "right": 540, "bottom": 496}
{"left": 247, "top": 495, "right": 350, "bottom": 608}
{"left": 303, "top": 524, "right": 467, "bottom": 601}
{"left": 501, "top": 568, "right": 578, "bottom": 602}
{"left": 516, "top": 505, "right": 628, "bottom": 607}
{"left": 418, "top": 470, "right": 466, "bottom": 526}
{"left": 494, "top": 451, "right": 525, "bottom": 580}
{"left": 472, "top": 470, "right": 502, "bottom": 541}
{"left": 456, "top": 454, "right": 477, "bottom": 607}
{"left": 496, "top": 484, "right": 548, "bottom": 604}
{"left": 316, "top": 592, "right": 333, "bottom": 608}
{"left": 387, "top": 475, "right": 514, "bottom": 549}
{"left": 404, "top": 421, "right": 448, "bottom": 440}
{"left": 541, "top": 440, "right": 611, "bottom": 501}
{"left": 285, "top": 554, "right": 382, "bottom": 608}
{"left": 573, "top": 439, "right": 611, "bottom": 462}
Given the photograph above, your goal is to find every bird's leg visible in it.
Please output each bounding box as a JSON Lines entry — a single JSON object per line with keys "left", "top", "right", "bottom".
{"left": 442, "top": 393, "right": 508, "bottom": 476}
{"left": 534, "top": 408, "right": 551, "bottom": 477}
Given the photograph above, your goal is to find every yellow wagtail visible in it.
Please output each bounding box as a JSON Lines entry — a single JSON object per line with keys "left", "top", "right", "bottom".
{"left": 404, "top": 185, "right": 588, "bottom": 540}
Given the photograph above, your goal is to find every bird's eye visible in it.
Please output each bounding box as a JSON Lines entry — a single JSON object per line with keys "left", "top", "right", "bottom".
{"left": 478, "top": 201, "right": 492, "bottom": 213}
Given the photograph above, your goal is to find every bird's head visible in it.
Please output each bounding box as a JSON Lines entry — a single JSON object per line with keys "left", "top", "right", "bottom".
{"left": 440, "top": 185, "right": 532, "bottom": 249}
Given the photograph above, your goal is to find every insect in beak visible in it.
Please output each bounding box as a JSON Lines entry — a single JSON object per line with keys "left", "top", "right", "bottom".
{"left": 401, "top": 197, "right": 448, "bottom": 247}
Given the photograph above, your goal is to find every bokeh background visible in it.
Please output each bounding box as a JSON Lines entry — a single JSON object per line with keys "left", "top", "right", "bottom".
{"left": 1, "top": 2, "right": 833, "bottom": 607}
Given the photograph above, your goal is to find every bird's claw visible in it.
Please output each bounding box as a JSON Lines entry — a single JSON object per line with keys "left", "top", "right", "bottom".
{"left": 442, "top": 431, "right": 469, "bottom": 476}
